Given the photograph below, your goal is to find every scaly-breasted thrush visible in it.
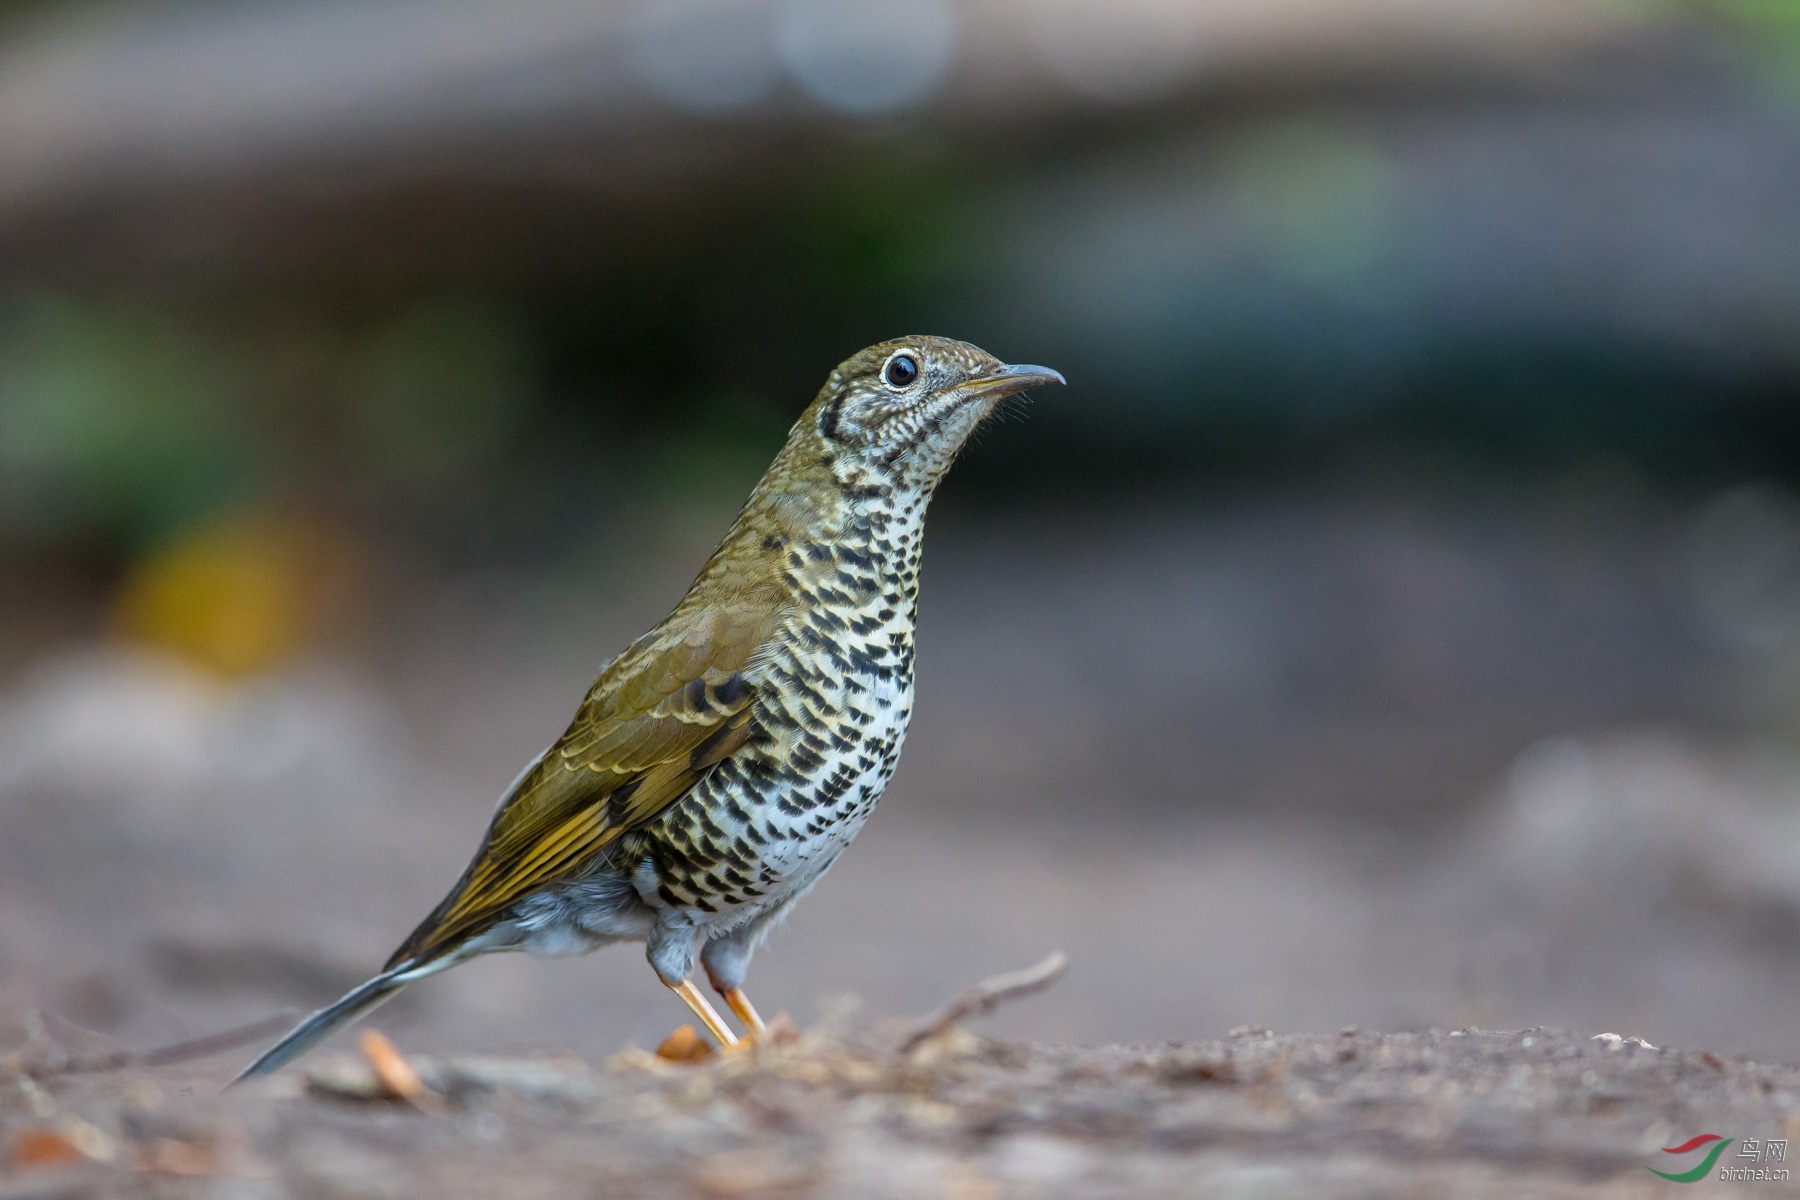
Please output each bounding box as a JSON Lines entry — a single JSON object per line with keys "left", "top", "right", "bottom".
{"left": 236, "top": 336, "right": 1063, "bottom": 1077}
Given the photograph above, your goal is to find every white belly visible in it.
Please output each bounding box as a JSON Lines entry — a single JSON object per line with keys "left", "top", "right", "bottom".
{"left": 733, "top": 669, "right": 913, "bottom": 915}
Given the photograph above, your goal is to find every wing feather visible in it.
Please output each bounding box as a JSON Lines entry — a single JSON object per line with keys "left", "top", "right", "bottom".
{"left": 386, "top": 603, "right": 772, "bottom": 968}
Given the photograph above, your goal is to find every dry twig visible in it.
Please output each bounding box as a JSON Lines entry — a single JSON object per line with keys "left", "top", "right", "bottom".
{"left": 359, "top": 1029, "right": 449, "bottom": 1113}
{"left": 897, "top": 951, "right": 1068, "bottom": 1054}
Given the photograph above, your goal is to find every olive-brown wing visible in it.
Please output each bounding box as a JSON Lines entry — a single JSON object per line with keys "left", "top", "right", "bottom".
{"left": 387, "top": 608, "right": 770, "bottom": 968}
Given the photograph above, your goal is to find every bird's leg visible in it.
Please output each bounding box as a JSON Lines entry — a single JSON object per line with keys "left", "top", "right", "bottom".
{"left": 700, "top": 908, "right": 783, "bottom": 1041}
{"left": 721, "top": 988, "right": 767, "bottom": 1037}
{"left": 667, "top": 978, "right": 740, "bottom": 1049}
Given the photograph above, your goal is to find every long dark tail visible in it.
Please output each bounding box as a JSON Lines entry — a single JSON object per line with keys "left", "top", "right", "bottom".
{"left": 230, "top": 966, "right": 413, "bottom": 1083}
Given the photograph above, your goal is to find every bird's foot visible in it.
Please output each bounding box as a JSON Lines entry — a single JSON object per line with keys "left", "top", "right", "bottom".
{"left": 722, "top": 987, "right": 768, "bottom": 1039}
{"left": 667, "top": 978, "right": 741, "bottom": 1050}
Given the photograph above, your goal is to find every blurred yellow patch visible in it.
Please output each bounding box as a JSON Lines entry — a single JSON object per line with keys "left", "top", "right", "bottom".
{"left": 115, "top": 512, "right": 361, "bottom": 678}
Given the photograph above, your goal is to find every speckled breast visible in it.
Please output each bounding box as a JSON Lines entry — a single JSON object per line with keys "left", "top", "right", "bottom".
{"left": 644, "top": 501, "right": 925, "bottom": 924}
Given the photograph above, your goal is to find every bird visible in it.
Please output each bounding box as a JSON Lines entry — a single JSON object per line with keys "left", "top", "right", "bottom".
{"left": 233, "top": 336, "right": 1063, "bottom": 1080}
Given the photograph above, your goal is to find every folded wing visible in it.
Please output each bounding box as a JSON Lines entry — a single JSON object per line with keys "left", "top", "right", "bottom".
{"left": 387, "top": 605, "right": 773, "bottom": 968}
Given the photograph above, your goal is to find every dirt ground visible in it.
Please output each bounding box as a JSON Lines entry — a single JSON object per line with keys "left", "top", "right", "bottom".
{"left": 5, "top": 1019, "right": 1798, "bottom": 1199}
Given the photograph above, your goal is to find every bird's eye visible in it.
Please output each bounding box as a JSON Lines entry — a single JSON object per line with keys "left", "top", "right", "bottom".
{"left": 883, "top": 354, "right": 920, "bottom": 389}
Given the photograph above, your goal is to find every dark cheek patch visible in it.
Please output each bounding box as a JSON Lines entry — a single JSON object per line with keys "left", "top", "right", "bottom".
{"left": 819, "top": 394, "right": 845, "bottom": 441}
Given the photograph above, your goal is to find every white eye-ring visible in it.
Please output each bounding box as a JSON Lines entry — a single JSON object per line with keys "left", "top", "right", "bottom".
{"left": 882, "top": 352, "right": 921, "bottom": 390}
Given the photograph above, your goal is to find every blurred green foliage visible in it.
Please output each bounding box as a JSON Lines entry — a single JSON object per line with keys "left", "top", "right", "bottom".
{"left": 1223, "top": 121, "right": 1398, "bottom": 292}
{"left": 346, "top": 298, "right": 531, "bottom": 501}
{"left": 645, "top": 392, "right": 796, "bottom": 509}
{"left": 0, "top": 294, "right": 544, "bottom": 561}
{"left": 1702, "top": 0, "right": 1800, "bottom": 99}
{"left": 784, "top": 152, "right": 981, "bottom": 294}
{"left": 0, "top": 298, "right": 246, "bottom": 550}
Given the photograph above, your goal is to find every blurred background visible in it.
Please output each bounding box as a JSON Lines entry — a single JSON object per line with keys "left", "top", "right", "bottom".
{"left": 4, "top": 0, "right": 1800, "bottom": 1073}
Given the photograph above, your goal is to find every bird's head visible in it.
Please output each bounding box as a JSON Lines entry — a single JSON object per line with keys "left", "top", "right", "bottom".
{"left": 799, "top": 336, "right": 1064, "bottom": 492}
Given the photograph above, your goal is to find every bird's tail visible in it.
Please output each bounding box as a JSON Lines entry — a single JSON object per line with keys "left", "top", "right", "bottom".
{"left": 231, "top": 964, "right": 417, "bottom": 1083}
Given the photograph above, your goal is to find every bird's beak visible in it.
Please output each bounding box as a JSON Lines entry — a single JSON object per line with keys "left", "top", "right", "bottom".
{"left": 962, "top": 363, "right": 1066, "bottom": 400}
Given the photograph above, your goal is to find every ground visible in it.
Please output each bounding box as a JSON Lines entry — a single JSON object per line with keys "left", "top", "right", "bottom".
{"left": 4, "top": 1020, "right": 1797, "bottom": 1199}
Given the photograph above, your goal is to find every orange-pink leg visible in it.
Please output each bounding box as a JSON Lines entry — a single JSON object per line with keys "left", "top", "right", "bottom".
{"left": 666, "top": 979, "right": 740, "bottom": 1049}
{"left": 721, "top": 987, "right": 768, "bottom": 1038}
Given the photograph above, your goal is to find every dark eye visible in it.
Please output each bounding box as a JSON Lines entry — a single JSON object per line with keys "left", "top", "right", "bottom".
{"left": 883, "top": 354, "right": 919, "bottom": 388}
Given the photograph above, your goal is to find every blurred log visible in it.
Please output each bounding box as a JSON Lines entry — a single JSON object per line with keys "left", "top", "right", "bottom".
{"left": 0, "top": 0, "right": 1635, "bottom": 284}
